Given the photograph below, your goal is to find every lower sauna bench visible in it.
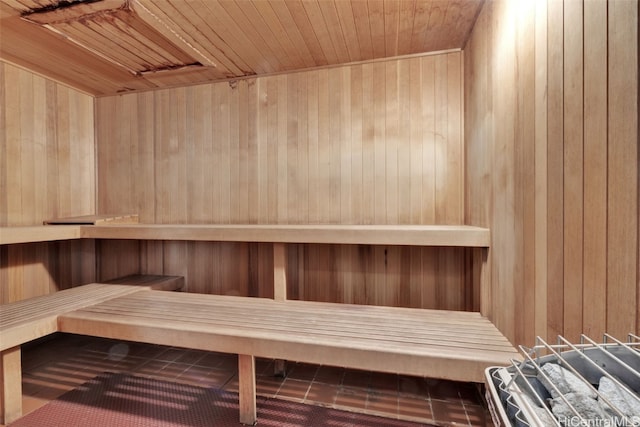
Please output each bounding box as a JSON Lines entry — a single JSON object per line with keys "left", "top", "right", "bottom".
{"left": 57, "top": 291, "right": 518, "bottom": 425}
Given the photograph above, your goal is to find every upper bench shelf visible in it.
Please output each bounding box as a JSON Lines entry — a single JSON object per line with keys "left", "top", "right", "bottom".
{"left": 1, "top": 214, "right": 490, "bottom": 247}
{"left": 79, "top": 224, "right": 490, "bottom": 247}
{"left": 0, "top": 214, "right": 140, "bottom": 245}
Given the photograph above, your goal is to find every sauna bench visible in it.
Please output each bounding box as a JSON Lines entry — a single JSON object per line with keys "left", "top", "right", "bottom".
{"left": 0, "top": 274, "right": 184, "bottom": 424}
{"left": 75, "top": 223, "right": 492, "bottom": 302}
{"left": 1, "top": 224, "right": 490, "bottom": 247}
{"left": 56, "top": 291, "right": 518, "bottom": 425}
{"left": 1, "top": 222, "right": 506, "bottom": 424}
{"left": 78, "top": 223, "right": 491, "bottom": 247}
{"left": 1, "top": 222, "right": 492, "bottom": 302}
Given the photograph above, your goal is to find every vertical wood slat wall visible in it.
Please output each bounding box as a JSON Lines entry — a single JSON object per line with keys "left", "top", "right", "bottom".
{"left": 464, "top": 0, "right": 639, "bottom": 345}
{"left": 95, "top": 52, "right": 471, "bottom": 310}
{"left": 5, "top": 0, "right": 635, "bottom": 346}
{"left": 0, "top": 62, "right": 96, "bottom": 303}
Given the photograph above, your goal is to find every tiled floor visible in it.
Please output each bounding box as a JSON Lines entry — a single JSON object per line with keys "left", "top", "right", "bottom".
{"left": 8, "top": 334, "right": 493, "bottom": 426}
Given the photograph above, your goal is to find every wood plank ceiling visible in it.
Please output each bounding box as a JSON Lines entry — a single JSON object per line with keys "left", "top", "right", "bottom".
{"left": 0, "top": 0, "right": 483, "bottom": 96}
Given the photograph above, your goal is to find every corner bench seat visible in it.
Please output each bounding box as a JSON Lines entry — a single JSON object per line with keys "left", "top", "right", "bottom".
{"left": 0, "top": 275, "right": 183, "bottom": 424}
{"left": 0, "top": 275, "right": 183, "bottom": 352}
{"left": 58, "top": 291, "right": 517, "bottom": 425}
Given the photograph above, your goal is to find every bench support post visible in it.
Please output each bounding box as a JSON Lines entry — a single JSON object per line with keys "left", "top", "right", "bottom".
{"left": 477, "top": 247, "right": 491, "bottom": 317}
{"left": 238, "top": 354, "right": 256, "bottom": 426}
{"left": 272, "top": 243, "right": 287, "bottom": 377}
{"left": 1, "top": 346, "right": 22, "bottom": 425}
{"left": 273, "top": 242, "right": 287, "bottom": 301}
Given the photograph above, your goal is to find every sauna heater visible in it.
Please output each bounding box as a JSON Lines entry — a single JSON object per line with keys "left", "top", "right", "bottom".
{"left": 485, "top": 334, "right": 640, "bottom": 426}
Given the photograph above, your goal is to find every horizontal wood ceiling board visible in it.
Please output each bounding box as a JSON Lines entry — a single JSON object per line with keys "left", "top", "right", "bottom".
{"left": 134, "top": 0, "right": 245, "bottom": 75}
{"left": 0, "top": 0, "right": 483, "bottom": 95}
{"left": 197, "top": 0, "right": 278, "bottom": 74}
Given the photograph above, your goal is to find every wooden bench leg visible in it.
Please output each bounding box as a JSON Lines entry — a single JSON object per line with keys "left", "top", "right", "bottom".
{"left": 272, "top": 243, "right": 287, "bottom": 377}
{"left": 1, "top": 346, "right": 22, "bottom": 425}
{"left": 238, "top": 354, "right": 256, "bottom": 426}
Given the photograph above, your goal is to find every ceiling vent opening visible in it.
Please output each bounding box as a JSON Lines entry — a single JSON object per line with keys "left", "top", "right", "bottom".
{"left": 21, "top": 0, "right": 212, "bottom": 76}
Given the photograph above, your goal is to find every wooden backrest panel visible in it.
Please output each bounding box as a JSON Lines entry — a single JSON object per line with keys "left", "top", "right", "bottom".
{"left": 95, "top": 53, "right": 463, "bottom": 225}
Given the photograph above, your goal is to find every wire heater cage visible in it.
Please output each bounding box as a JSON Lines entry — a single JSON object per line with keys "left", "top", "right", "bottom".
{"left": 485, "top": 334, "right": 640, "bottom": 426}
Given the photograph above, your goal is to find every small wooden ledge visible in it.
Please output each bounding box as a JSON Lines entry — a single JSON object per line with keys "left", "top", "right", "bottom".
{"left": 44, "top": 214, "right": 139, "bottom": 225}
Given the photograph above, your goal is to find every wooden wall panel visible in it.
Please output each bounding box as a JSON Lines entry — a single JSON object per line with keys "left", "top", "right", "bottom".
{"left": 583, "top": 0, "right": 608, "bottom": 339}
{"left": 95, "top": 53, "right": 468, "bottom": 309}
{"left": 562, "top": 0, "right": 584, "bottom": 342}
{"left": 464, "top": 0, "right": 639, "bottom": 345}
{"left": 533, "top": 0, "right": 548, "bottom": 340}
{"left": 546, "top": 0, "right": 565, "bottom": 342}
{"left": 607, "top": 0, "right": 639, "bottom": 339}
{"left": 0, "top": 61, "right": 96, "bottom": 303}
